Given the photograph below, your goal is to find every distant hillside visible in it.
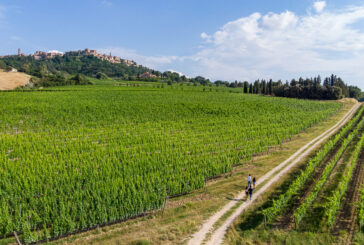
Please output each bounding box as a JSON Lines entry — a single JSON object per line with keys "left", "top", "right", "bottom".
{"left": 0, "top": 50, "right": 156, "bottom": 80}
{"left": 0, "top": 69, "right": 30, "bottom": 90}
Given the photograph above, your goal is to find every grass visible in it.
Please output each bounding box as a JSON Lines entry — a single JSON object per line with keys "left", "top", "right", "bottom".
{"left": 354, "top": 232, "right": 364, "bottom": 245}
{"left": 40, "top": 100, "right": 357, "bottom": 245}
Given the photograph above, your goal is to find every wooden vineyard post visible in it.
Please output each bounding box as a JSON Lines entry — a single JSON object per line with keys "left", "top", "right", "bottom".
{"left": 13, "top": 231, "right": 22, "bottom": 245}
{"left": 162, "top": 187, "right": 169, "bottom": 217}
{"left": 264, "top": 214, "right": 266, "bottom": 228}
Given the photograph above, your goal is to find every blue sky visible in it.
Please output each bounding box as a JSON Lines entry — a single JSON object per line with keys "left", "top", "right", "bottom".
{"left": 1, "top": 0, "right": 364, "bottom": 88}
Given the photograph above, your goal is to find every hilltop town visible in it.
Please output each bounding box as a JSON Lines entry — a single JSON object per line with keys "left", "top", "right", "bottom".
{"left": 0, "top": 48, "right": 159, "bottom": 79}
{"left": 0, "top": 48, "right": 140, "bottom": 67}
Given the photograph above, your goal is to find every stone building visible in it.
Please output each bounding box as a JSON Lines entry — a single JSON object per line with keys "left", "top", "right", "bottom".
{"left": 140, "top": 72, "right": 157, "bottom": 78}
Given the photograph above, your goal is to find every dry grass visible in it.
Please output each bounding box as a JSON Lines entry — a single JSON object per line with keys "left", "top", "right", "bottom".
{"left": 0, "top": 69, "right": 30, "bottom": 90}
{"left": 339, "top": 98, "right": 359, "bottom": 104}
{"left": 45, "top": 101, "right": 356, "bottom": 245}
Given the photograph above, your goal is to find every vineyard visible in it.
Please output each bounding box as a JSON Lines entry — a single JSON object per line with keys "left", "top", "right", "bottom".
{"left": 0, "top": 85, "right": 342, "bottom": 243}
{"left": 230, "top": 103, "right": 364, "bottom": 244}
{"left": 360, "top": 188, "right": 364, "bottom": 232}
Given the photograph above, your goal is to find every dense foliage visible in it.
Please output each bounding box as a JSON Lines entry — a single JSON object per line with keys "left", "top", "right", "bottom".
{"left": 221, "top": 75, "right": 361, "bottom": 100}
{"left": 0, "top": 86, "right": 341, "bottom": 242}
{"left": 360, "top": 188, "right": 364, "bottom": 232}
{"left": 30, "top": 74, "right": 92, "bottom": 87}
{"left": 0, "top": 54, "right": 151, "bottom": 80}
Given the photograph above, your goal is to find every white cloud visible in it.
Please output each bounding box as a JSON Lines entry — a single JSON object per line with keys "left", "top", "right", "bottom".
{"left": 262, "top": 11, "right": 298, "bottom": 29}
{"left": 200, "top": 32, "right": 212, "bottom": 42}
{"left": 189, "top": 4, "right": 364, "bottom": 85}
{"left": 48, "top": 50, "right": 63, "bottom": 54}
{"left": 167, "top": 69, "right": 187, "bottom": 77}
{"left": 200, "top": 32, "right": 208, "bottom": 39}
{"left": 188, "top": 4, "right": 364, "bottom": 87}
{"left": 101, "top": 3, "right": 364, "bottom": 88}
{"left": 314, "top": 1, "right": 327, "bottom": 13}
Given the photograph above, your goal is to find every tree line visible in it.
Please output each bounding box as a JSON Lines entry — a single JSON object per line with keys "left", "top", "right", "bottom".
{"left": 0, "top": 54, "right": 361, "bottom": 100}
{"left": 165, "top": 73, "right": 361, "bottom": 100}
{"left": 223, "top": 75, "right": 361, "bottom": 100}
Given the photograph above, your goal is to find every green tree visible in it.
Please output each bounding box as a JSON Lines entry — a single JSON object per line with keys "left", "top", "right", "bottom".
{"left": 348, "top": 86, "right": 361, "bottom": 99}
{"left": 96, "top": 72, "right": 108, "bottom": 80}
{"left": 243, "top": 81, "right": 249, "bottom": 93}
{"left": 0, "top": 60, "right": 6, "bottom": 69}
{"left": 249, "top": 83, "right": 253, "bottom": 94}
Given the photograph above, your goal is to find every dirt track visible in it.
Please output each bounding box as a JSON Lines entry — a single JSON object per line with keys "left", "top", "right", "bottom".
{"left": 0, "top": 70, "right": 30, "bottom": 90}
{"left": 187, "top": 103, "right": 361, "bottom": 245}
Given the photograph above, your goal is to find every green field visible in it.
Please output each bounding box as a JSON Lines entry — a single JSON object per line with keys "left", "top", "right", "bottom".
{"left": 227, "top": 104, "right": 364, "bottom": 245}
{"left": 0, "top": 84, "right": 341, "bottom": 243}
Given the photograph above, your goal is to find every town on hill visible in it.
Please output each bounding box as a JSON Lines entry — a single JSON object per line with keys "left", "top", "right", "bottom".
{"left": 0, "top": 47, "right": 164, "bottom": 84}
{"left": 0, "top": 48, "right": 139, "bottom": 67}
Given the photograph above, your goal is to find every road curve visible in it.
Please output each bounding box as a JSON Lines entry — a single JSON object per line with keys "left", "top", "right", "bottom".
{"left": 187, "top": 102, "right": 360, "bottom": 245}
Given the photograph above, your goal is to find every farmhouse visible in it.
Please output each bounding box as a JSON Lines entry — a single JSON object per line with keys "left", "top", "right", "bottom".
{"left": 140, "top": 72, "right": 157, "bottom": 78}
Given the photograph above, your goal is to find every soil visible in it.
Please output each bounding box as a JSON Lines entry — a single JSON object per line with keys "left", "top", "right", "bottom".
{"left": 0, "top": 70, "right": 30, "bottom": 90}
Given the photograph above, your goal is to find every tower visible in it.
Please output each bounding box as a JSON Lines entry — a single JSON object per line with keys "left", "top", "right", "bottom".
{"left": 18, "top": 48, "right": 21, "bottom": 56}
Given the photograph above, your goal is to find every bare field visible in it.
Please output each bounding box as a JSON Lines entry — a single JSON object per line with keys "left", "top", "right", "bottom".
{"left": 0, "top": 69, "right": 30, "bottom": 90}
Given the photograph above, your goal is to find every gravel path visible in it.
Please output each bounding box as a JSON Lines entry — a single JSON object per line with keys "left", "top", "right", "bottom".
{"left": 187, "top": 103, "right": 360, "bottom": 245}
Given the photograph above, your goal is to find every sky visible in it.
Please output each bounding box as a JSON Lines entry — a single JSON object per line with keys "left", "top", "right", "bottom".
{"left": 1, "top": 0, "right": 364, "bottom": 88}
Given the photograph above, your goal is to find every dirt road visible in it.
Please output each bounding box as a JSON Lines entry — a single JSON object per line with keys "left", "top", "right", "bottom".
{"left": 187, "top": 103, "right": 361, "bottom": 245}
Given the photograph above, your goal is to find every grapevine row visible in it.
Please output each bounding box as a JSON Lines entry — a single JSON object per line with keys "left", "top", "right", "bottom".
{"left": 262, "top": 105, "right": 363, "bottom": 223}
{"left": 323, "top": 130, "right": 364, "bottom": 228}
{"left": 293, "top": 114, "right": 364, "bottom": 226}
{"left": 359, "top": 187, "right": 364, "bottom": 232}
{"left": 0, "top": 87, "right": 342, "bottom": 242}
